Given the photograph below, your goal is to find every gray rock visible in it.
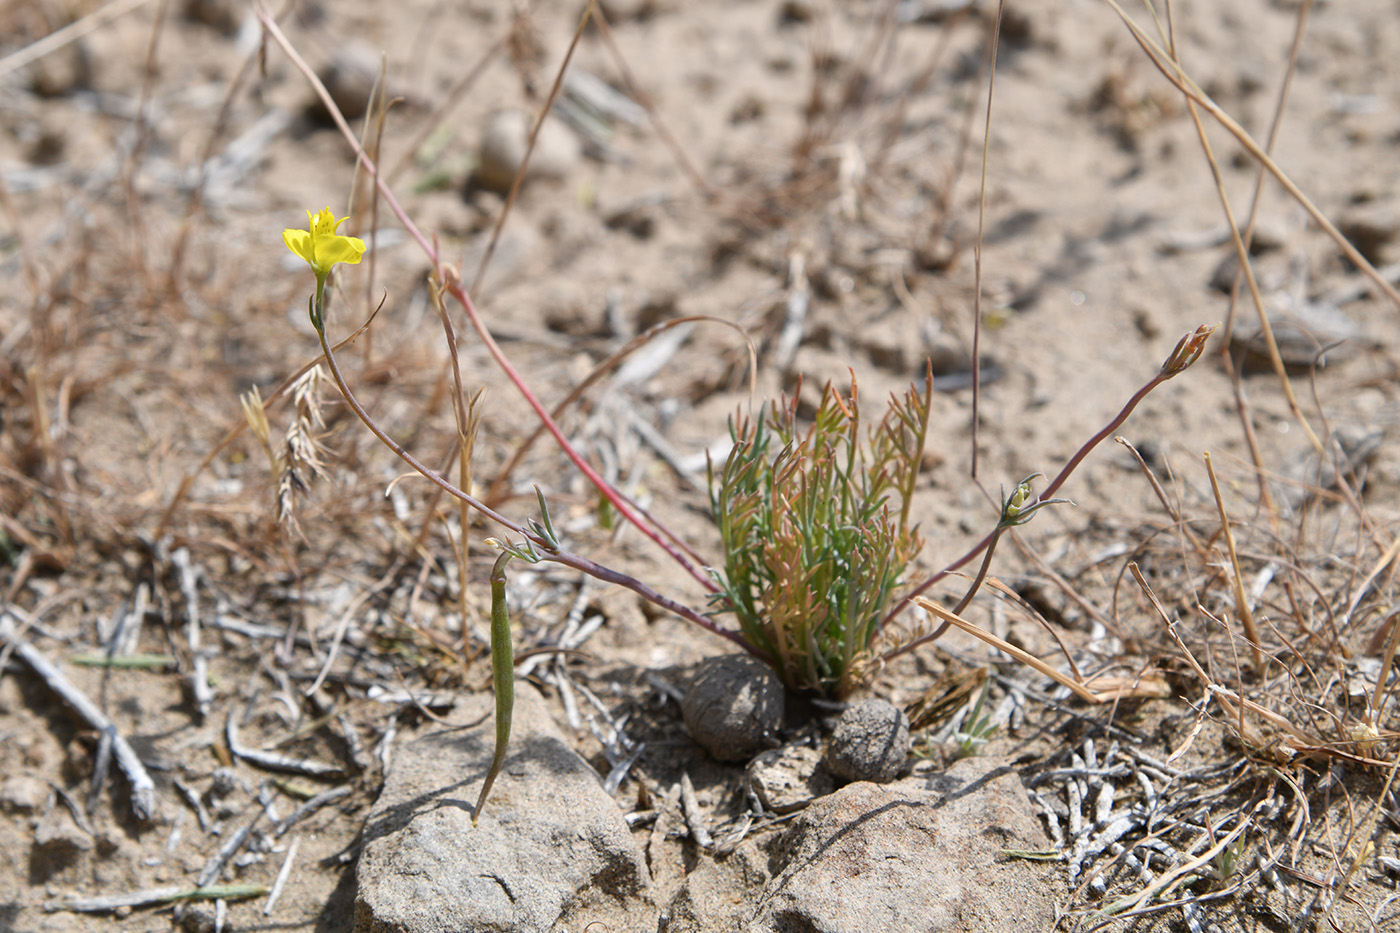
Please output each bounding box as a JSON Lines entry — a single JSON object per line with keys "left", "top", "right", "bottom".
{"left": 682, "top": 654, "right": 784, "bottom": 762}
{"left": 31, "top": 805, "right": 93, "bottom": 883}
{"left": 1230, "top": 295, "right": 1365, "bottom": 370}
{"left": 1339, "top": 198, "right": 1400, "bottom": 265}
{"left": 746, "top": 744, "right": 834, "bottom": 814}
{"left": 748, "top": 757, "right": 1057, "bottom": 932}
{"left": 0, "top": 775, "right": 49, "bottom": 813}
{"left": 476, "top": 109, "right": 581, "bottom": 194}
{"left": 825, "top": 698, "right": 910, "bottom": 784}
{"left": 354, "top": 686, "right": 656, "bottom": 933}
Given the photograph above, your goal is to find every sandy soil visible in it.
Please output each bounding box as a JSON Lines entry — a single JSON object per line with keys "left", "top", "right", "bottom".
{"left": 3, "top": 0, "right": 1400, "bottom": 930}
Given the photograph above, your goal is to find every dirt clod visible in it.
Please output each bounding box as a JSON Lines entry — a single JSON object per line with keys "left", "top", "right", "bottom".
{"left": 681, "top": 654, "right": 784, "bottom": 763}
{"left": 825, "top": 698, "right": 910, "bottom": 784}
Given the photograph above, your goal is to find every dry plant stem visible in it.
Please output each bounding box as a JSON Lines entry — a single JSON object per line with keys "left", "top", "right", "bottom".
{"left": 913, "top": 598, "right": 1102, "bottom": 704}
{"left": 1105, "top": 0, "right": 1400, "bottom": 310}
{"left": 310, "top": 310, "right": 751, "bottom": 650}
{"left": 224, "top": 711, "right": 344, "bottom": 778}
{"left": 483, "top": 315, "right": 753, "bottom": 522}
{"left": 256, "top": 7, "right": 717, "bottom": 593}
{"left": 881, "top": 334, "right": 1209, "bottom": 636}
{"left": 120, "top": 0, "right": 171, "bottom": 291}
{"left": 154, "top": 320, "right": 375, "bottom": 539}
{"left": 968, "top": 0, "right": 1005, "bottom": 480}
{"left": 1101, "top": 800, "right": 1265, "bottom": 918}
{"left": 1129, "top": 563, "right": 1313, "bottom": 748}
{"left": 356, "top": 61, "right": 391, "bottom": 365}
{"left": 386, "top": 36, "right": 505, "bottom": 184}
{"left": 167, "top": 11, "right": 275, "bottom": 293}
{"left": 1203, "top": 452, "right": 1265, "bottom": 671}
{"left": 0, "top": 616, "right": 156, "bottom": 820}
{"left": 263, "top": 835, "right": 300, "bottom": 916}
{"left": 1212, "top": 3, "right": 1312, "bottom": 512}
{"left": 426, "top": 271, "right": 482, "bottom": 631}
{"left": 985, "top": 577, "right": 1088, "bottom": 683}
{"left": 1172, "top": 51, "right": 1321, "bottom": 459}
{"left": 1340, "top": 756, "right": 1400, "bottom": 895}
{"left": 470, "top": 6, "right": 588, "bottom": 296}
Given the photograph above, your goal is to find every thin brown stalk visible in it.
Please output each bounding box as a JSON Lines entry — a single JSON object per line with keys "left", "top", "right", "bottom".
{"left": 1105, "top": 0, "right": 1400, "bottom": 310}
{"left": 913, "top": 597, "right": 1101, "bottom": 704}
{"left": 154, "top": 316, "right": 379, "bottom": 539}
{"left": 385, "top": 36, "right": 505, "bottom": 184}
{"left": 969, "top": 0, "right": 1004, "bottom": 481}
{"left": 590, "top": 2, "right": 713, "bottom": 198}
{"left": 1203, "top": 452, "right": 1265, "bottom": 672}
{"left": 483, "top": 315, "right": 753, "bottom": 508}
{"left": 881, "top": 324, "right": 1214, "bottom": 634}
{"left": 1168, "top": 36, "right": 1321, "bottom": 461}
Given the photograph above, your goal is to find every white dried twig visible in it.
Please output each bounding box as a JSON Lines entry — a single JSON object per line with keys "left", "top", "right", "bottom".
{"left": 0, "top": 616, "right": 156, "bottom": 820}
{"left": 275, "top": 785, "right": 352, "bottom": 837}
{"left": 173, "top": 548, "right": 214, "bottom": 721}
{"left": 263, "top": 836, "right": 300, "bottom": 916}
{"left": 680, "top": 773, "right": 714, "bottom": 850}
{"left": 225, "top": 711, "right": 344, "bottom": 779}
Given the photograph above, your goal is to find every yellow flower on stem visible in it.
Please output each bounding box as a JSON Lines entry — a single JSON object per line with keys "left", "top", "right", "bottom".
{"left": 283, "top": 207, "right": 365, "bottom": 330}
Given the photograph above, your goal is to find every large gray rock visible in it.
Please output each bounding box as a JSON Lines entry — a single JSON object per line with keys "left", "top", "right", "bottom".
{"left": 354, "top": 686, "right": 656, "bottom": 933}
{"left": 748, "top": 757, "right": 1056, "bottom": 933}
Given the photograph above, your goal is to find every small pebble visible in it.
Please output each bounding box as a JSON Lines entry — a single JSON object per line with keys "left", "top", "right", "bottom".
{"left": 0, "top": 775, "right": 49, "bottom": 813}
{"left": 475, "top": 109, "right": 580, "bottom": 194}
{"left": 825, "top": 698, "right": 911, "bottom": 784}
{"left": 747, "top": 744, "right": 834, "bottom": 813}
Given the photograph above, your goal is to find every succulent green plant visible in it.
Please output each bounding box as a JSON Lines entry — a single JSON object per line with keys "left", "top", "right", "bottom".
{"left": 708, "top": 375, "right": 931, "bottom": 698}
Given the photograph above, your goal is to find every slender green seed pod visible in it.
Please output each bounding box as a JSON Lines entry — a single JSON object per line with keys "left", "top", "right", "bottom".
{"left": 473, "top": 551, "right": 515, "bottom": 825}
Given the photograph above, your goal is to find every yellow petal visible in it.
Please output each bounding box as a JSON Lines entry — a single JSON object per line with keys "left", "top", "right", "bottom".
{"left": 309, "top": 207, "right": 338, "bottom": 239}
{"left": 317, "top": 234, "right": 366, "bottom": 268}
{"left": 283, "top": 228, "right": 314, "bottom": 266}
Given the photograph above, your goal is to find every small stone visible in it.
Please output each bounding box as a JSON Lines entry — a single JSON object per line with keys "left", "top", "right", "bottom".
{"left": 825, "top": 699, "right": 911, "bottom": 784}
{"left": 31, "top": 807, "right": 93, "bottom": 882}
{"left": 313, "top": 44, "right": 381, "bottom": 122}
{"left": 747, "top": 745, "right": 834, "bottom": 814}
{"left": 182, "top": 0, "right": 241, "bottom": 34}
{"left": 0, "top": 775, "right": 49, "bottom": 813}
{"left": 1338, "top": 198, "right": 1400, "bottom": 265}
{"left": 179, "top": 904, "right": 217, "bottom": 933}
{"left": 475, "top": 109, "right": 580, "bottom": 194}
{"left": 682, "top": 655, "right": 784, "bottom": 763}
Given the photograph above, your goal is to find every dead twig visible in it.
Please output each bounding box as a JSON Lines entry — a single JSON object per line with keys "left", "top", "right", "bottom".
{"left": 0, "top": 615, "right": 156, "bottom": 820}
{"left": 225, "top": 711, "right": 345, "bottom": 779}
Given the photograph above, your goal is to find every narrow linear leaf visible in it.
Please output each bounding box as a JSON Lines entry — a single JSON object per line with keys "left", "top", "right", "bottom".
{"left": 473, "top": 551, "right": 516, "bottom": 825}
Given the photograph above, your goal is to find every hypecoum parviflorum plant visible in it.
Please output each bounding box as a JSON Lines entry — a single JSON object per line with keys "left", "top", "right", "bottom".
{"left": 278, "top": 203, "right": 1218, "bottom": 818}
{"left": 708, "top": 376, "right": 931, "bottom": 699}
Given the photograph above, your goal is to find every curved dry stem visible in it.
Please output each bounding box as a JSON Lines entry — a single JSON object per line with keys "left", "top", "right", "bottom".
{"left": 311, "top": 310, "right": 756, "bottom": 653}
{"left": 255, "top": 3, "right": 716, "bottom": 592}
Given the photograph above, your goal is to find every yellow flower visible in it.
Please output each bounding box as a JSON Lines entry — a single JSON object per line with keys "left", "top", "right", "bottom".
{"left": 283, "top": 207, "right": 365, "bottom": 281}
